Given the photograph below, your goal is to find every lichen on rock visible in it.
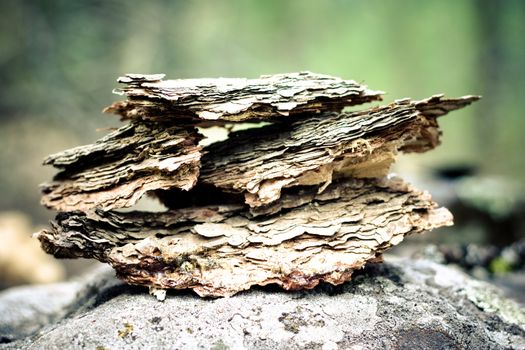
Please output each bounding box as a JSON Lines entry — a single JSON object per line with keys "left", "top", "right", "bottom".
{"left": 1, "top": 259, "right": 523, "bottom": 349}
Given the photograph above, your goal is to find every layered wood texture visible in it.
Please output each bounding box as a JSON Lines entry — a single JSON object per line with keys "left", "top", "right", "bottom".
{"left": 38, "top": 72, "right": 480, "bottom": 297}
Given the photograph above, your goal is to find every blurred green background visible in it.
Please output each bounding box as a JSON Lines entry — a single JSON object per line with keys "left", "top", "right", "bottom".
{"left": 0, "top": 0, "right": 524, "bottom": 225}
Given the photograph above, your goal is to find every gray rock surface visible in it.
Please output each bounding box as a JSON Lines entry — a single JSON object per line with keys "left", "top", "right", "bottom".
{"left": 1, "top": 257, "right": 524, "bottom": 350}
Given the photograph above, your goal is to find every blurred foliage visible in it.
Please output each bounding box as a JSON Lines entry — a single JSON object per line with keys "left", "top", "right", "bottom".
{"left": 456, "top": 176, "right": 523, "bottom": 219}
{"left": 0, "top": 0, "right": 524, "bottom": 224}
{"left": 490, "top": 257, "right": 512, "bottom": 275}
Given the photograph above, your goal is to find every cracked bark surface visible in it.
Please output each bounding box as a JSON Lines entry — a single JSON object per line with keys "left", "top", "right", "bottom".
{"left": 41, "top": 95, "right": 478, "bottom": 212}
{"left": 41, "top": 123, "right": 202, "bottom": 212}
{"left": 37, "top": 177, "right": 452, "bottom": 297}
{"left": 37, "top": 71, "right": 481, "bottom": 297}
{"left": 104, "top": 71, "right": 383, "bottom": 122}
{"left": 196, "top": 94, "right": 479, "bottom": 207}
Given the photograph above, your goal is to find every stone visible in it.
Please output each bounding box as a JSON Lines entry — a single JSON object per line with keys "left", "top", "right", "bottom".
{"left": 1, "top": 257, "right": 523, "bottom": 350}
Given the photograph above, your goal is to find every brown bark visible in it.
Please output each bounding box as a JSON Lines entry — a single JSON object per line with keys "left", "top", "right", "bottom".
{"left": 41, "top": 123, "right": 201, "bottom": 212}
{"left": 37, "top": 177, "right": 452, "bottom": 297}
{"left": 104, "top": 72, "right": 383, "bottom": 123}
{"left": 196, "top": 95, "right": 479, "bottom": 207}
{"left": 41, "top": 95, "right": 478, "bottom": 212}
{"left": 37, "top": 71, "right": 480, "bottom": 297}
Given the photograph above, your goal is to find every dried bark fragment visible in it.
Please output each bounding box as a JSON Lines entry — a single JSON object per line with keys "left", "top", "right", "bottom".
{"left": 37, "top": 71, "right": 481, "bottom": 298}
{"left": 104, "top": 72, "right": 383, "bottom": 122}
{"left": 41, "top": 95, "right": 478, "bottom": 212}
{"left": 41, "top": 123, "right": 202, "bottom": 212}
{"left": 188, "top": 94, "right": 479, "bottom": 208}
{"left": 37, "top": 177, "right": 453, "bottom": 297}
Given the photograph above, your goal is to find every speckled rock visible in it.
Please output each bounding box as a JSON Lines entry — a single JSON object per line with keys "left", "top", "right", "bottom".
{"left": 1, "top": 257, "right": 524, "bottom": 350}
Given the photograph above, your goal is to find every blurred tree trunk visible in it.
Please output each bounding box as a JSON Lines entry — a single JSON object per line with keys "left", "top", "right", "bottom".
{"left": 475, "top": 0, "right": 504, "bottom": 164}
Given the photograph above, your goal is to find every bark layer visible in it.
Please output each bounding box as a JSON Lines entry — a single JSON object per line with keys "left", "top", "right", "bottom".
{"left": 41, "top": 123, "right": 202, "bottom": 212}
{"left": 37, "top": 72, "right": 480, "bottom": 297}
{"left": 41, "top": 95, "right": 479, "bottom": 212}
{"left": 37, "top": 177, "right": 452, "bottom": 297}
{"left": 197, "top": 95, "right": 479, "bottom": 207}
{"left": 105, "top": 71, "right": 383, "bottom": 122}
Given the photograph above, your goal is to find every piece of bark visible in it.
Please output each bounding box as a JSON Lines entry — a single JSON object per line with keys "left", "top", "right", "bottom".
{"left": 41, "top": 123, "right": 202, "bottom": 212}
{"left": 41, "top": 95, "right": 478, "bottom": 212}
{"left": 176, "top": 94, "right": 479, "bottom": 208}
{"left": 37, "top": 177, "right": 453, "bottom": 297}
{"left": 104, "top": 71, "right": 383, "bottom": 123}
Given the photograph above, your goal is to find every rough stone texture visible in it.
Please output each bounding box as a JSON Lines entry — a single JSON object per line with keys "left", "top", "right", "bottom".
{"left": 1, "top": 257, "right": 523, "bottom": 350}
{"left": 0, "top": 282, "right": 82, "bottom": 343}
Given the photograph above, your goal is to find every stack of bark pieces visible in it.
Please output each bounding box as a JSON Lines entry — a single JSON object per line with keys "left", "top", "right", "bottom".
{"left": 37, "top": 72, "right": 479, "bottom": 297}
